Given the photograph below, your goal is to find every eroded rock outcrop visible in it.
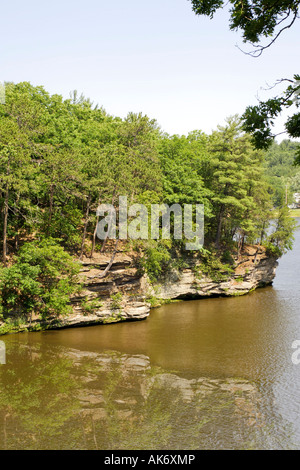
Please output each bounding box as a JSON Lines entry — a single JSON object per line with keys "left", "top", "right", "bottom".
{"left": 0, "top": 246, "right": 277, "bottom": 333}
{"left": 56, "top": 245, "right": 278, "bottom": 329}
{"left": 154, "top": 246, "right": 278, "bottom": 300}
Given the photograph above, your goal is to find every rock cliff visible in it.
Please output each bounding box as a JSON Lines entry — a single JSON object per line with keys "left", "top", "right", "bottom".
{"left": 54, "top": 245, "right": 278, "bottom": 330}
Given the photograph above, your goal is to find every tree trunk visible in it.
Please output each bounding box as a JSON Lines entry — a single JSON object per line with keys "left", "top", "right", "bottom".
{"left": 215, "top": 205, "right": 224, "bottom": 248}
{"left": 90, "top": 193, "right": 101, "bottom": 259}
{"left": 90, "top": 215, "right": 99, "bottom": 259}
{"left": 46, "top": 183, "right": 55, "bottom": 236}
{"left": 80, "top": 194, "right": 91, "bottom": 260}
{"left": 100, "top": 190, "right": 116, "bottom": 253}
{"left": 260, "top": 221, "right": 266, "bottom": 245}
{"left": 253, "top": 247, "right": 260, "bottom": 264}
{"left": 99, "top": 238, "right": 119, "bottom": 278}
{"left": 237, "top": 233, "right": 245, "bottom": 259}
{"left": 3, "top": 182, "right": 9, "bottom": 266}
{"left": 15, "top": 232, "right": 19, "bottom": 251}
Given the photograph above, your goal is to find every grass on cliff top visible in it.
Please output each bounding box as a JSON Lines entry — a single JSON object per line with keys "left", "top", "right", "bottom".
{"left": 271, "top": 208, "right": 300, "bottom": 218}
{"left": 289, "top": 209, "right": 300, "bottom": 217}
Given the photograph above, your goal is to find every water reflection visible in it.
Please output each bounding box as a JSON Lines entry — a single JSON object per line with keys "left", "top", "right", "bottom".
{"left": 0, "top": 345, "right": 279, "bottom": 450}
{"left": 0, "top": 219, "right": 299, "bottom": 449}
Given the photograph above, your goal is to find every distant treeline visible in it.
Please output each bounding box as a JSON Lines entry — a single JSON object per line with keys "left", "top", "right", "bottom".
{"left": 263, "top": 140, "right": 300, "bottom": 206}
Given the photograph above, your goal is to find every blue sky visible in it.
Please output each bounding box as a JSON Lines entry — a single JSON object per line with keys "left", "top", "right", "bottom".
{"left": 1, "top": 0, "right": 299, "bottom": 137}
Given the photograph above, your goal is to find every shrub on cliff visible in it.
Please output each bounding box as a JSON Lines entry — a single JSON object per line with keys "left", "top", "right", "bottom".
{"left": 265, "top": 205, "right": 297, "bottom": 257}
{"left": 0, "top": 239, "right": 81, "bottom": 323}
{"left": 137, "top": 240, "right": 172, "bottom": 282}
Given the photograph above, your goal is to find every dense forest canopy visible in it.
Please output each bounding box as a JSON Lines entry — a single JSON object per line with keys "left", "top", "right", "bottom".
{"left": 0, "top": 82, "right": 297, "bottom": 321}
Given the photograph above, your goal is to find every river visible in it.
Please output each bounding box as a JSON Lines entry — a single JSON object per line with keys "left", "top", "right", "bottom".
{"left": 0, "top": 219, "right": 300, "bottom": 450}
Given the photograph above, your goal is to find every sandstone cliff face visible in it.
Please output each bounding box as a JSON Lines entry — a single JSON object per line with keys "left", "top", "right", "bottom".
{"left": 154, "top": 246, "right": 278, "bottom": 300}
{"left": 66, "top": 255, "right": 150, "bottom": 327}
{"left": 55, "top": 246, "right": 278, "bottom": 329}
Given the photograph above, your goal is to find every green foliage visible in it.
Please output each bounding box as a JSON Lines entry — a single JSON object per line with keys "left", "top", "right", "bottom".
{"left": 189, "top": 3, "right": 300, "bottom": 152}
{"left": 221, "top": 249, "right": 235, "bottom": 265}
{"left": 195, "top": 251, "right": 234, "bottom": 282}
{"left": 110, "top": 292, "right": 123, "bottom": 311}
{"left": 146, "top": 295, "right": 177, "bottom": 308}
{"left": 190, "top": 1, "right": 300, "bottom": 48}
{"left": 205, "top": 117, "right": 272, "bottom": 246}
{"left": 80, "top": 297, "right": 103, "bottom": 315}
{"left": 0, "top": 82, "right": 163, "bottom": 263}
{"left": 159, "top": 132, "right": 212, "bottom": 208}
{"left": 0, "top": 317, "right": 28, "bottom": 335}
{"left": 263, "top": 140, "right": 300, "bottom": 206}
{"left": 105, "top": 294, "right": 126, "bottom": 323}
{"left": 146, "top": 296, "right": 162, "bottom": 308}
{"left": 263, "top": 242, "right": 283, "bottom": 258}
{"left": 0, "top": 239, "right": 80, "bottom": 320}
{"left": 265, "top": 205, "right": 297, "bottom": 257}
{"left": 139, "top": 240, "right": 172, "bottom": 282}
{"left": 242, "top": 77, "right": 300, "bottom": 151}
{"left": 170, "top": 256, "right": 190, "bottom": 271}
{"left": 0, "top": 83, "right": 294, "bottom": 267}
{"left": 0, "top": 83, "right": 297, "bottom": 331}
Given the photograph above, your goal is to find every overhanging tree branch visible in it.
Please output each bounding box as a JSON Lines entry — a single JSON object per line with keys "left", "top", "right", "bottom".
{"left": 236, "top": 10, "right": 299, "bottom": 57}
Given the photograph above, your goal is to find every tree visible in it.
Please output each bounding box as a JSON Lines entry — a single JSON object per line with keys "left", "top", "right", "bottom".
{"left": 0, "top": 239, "right": 80, "bottom": 322}
{"left": 263, "top": 139, "right": 300, "bottom": 206}
{"left": 0, "top": 81, "right": 295, "bottom": 328}
{"left": 0, "top": 83, "right": 44, "bottom": 264}
{"left": 242, "top": 76, "right": 300, "bottom": 153}
{"left": 189, "top": 0, "right": 300, "bottom": 56}
{"left": 206, "top": 116, "right": 271, "bottom": 248}
{"left": 189, "top": 1, "right": 300, "bottom": 152}
{"left": 159, "top": 132, "right": 212, "bottom": 206}
{"left": 266, "top": 204, "right": 297, "bottom": 256}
